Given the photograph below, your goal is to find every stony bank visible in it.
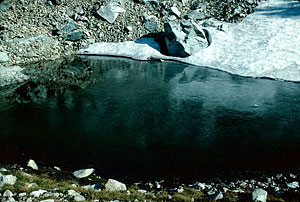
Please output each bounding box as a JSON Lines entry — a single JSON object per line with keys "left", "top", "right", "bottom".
{"left": 2, "top": 160, "right": 300, "bottom": 202}
{"left": 0, "top": 0, "right": 262, "bottom": 66}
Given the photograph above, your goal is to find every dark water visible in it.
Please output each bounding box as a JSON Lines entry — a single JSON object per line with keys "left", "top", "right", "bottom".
{"left": 1, "top": 56, "right": 300, "bottom": 182}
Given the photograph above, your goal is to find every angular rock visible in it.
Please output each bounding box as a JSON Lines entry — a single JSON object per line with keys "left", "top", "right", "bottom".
{"left": 169, "top": 6, "right": 181, "bottom": 17}
{"left": 96, "top": 0, "right": 125, "bottom": 24}
{"left": 213, "top": 191, "right": 223, "bottom": 200}
{"left": 3, "top": 190, "right": 13, "bottom": 197}
{"left": 105, "top": 179, "right": 127, "bottom": 191}
{"left": 59, "top": 20, "right": 78, "bottom": 34}
{"left": 50, "top": 0, "right": 61, "bottom": 6}
{"left": 73, "top": 168, "right": 95, "bottom": 178}
{"left": 252, "top": 188, "right": 267, "bottom": 202}
{"left": 63, "top": 29, "right": 86, "bottom": 41}
{"left": 27, "top": 159, "right": 38, "bottom": 170}
{"left": 164, "top": 20, "right": 209, "bottom": 57}
{"left": 0, "top": 175, "right": 17, "bottom": 187}
{"left": 0, "top": 52, "right": 9, "bottom": 63}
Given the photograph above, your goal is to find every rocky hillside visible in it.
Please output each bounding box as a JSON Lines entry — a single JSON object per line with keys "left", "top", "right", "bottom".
{"left": 0, "top": 0, "right": 262, "bottom": 66}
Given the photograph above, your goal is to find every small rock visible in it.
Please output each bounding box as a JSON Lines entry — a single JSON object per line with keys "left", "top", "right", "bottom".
{"left": 143, "top": 19, "right": 158, "bottom": 32}
{"left": 96, "top": 0, "right": 125, "bottom": 24}
{"left": 213, "top": 192, "right": 223, "bottom": 200}
{"left": 74, "top": 195, "right": 86, "bottom": 201}
{"left": 64, "top": 29, "right": 86, "bottom": 41}
{"left": 252, "top": 188, "right": 267, "bottom": 202}
{"left": 68, "top": 190, "right": 80, "bottom": 197}
{"left": 105, "top": 179, "right": 127, "bottom": 191}
{"left": 30, "top": 190, "right": 47, "bottom": 198}
{"left": 137, "top": 189, "right": 147, "bottom": 194}
{"left": 0, "top": 1, "right": 11, "bottom": 11}
{"left": 25, "top": 183, "right": 38, "bottom": 188}
{"left": 54, "top": 166, "right": 61, "bottom": 171}
{"left": 40, "top": 200, "right": 55, "bottom": 202}
{"left": 0, "top": 52, "right": 9, "bottom": 63}
{"left": 3, "top": 190, "right": 13, "bottom": 197}
{"left": 287, "top": 181, "right": 299, "bottom": 189}
{"left": 73, "top": 168, "right": 95, "bottom": 178}
{"left": 0, "top": 168, "right": 7, "bottom": 172}
{"left": 27, "top": 159, "right": 38, "bottom": 170}
{"left": 169, "top": 6, "right": 181, "bottom": 17}
{"left": 18, "top": 193, "right": 26, "bottom": 197}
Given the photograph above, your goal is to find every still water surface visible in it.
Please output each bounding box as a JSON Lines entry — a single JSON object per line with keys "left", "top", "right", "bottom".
{"left": 1, "top": 56, "right": 300, "bottom": 182}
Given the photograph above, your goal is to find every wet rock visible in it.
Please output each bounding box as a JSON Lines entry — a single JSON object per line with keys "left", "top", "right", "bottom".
{"left": 164, "top": 20, "right": 209, "bottom": 57}
{"left": 287, "top": 181, "right": 299, "bottom": 189}
{"left": 73, "top": 168, "right": 95, "bottom": 178}
{"left": 96, "top": 0, "right": 126, "bottom": 24}
{"left": 63, "top": 29, "right": 86, "bottom": 41}
{"left": 0, "top": 1, "right": 11, "bottom": 11}
{"left": 105, "top": 179, "right": 127, "bottom": 191}
{"left": 27, "top": 159, "right": 38, "bottom": 170}
{"left": 0, "top": 52, "right": 9, "bottom": 62}
{"left": 252, "top": 188, "right": 267, "bottom": 202}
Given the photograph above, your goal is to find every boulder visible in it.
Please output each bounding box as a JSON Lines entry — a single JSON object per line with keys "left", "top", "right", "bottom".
{"left": 27, "top": 159, "right": 38, "bottom": 170}
{"left": 96, "top": 0, "right": 125, "bottom": 24}
{"left": 164, "top": 20, "right": 209, "bottom": 57}
{"left": 0, "top": 52, "right": 9, "bottom": 63}
{"left": 185, "top": 10, "right": 206, "bottom": 21}
{"left": 73, "top": 168, "right": 95, "bottom": 178}
{"left": 105, "top": 179, "right": 127, "bottom": 191}
{"left": 169, "top": 6, "right": 181, "bottom": 17}
{"left": 252, "top": 188, "right": 267, "bottom": 202}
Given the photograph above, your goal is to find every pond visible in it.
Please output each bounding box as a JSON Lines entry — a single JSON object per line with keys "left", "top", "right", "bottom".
{"left": 1, "top": 56, "right": 300, "bottom": 182}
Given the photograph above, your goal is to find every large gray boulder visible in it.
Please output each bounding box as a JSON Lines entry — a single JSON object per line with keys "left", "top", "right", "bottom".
{"left": 252, "top": 188, "right": 267, "bottom": 202}
{"left": 164, "top": 20, "right": 209, "bottom": 57}
{"left": 96, "top": 0, "right": 125, "bottom": 24}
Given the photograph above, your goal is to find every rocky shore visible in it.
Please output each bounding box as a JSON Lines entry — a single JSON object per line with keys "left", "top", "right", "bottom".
{"left": 1, "top": 160, "right": 300, "bottom": 202}
{"left": 0, "top": 0, "right": 263, "bottom": 62}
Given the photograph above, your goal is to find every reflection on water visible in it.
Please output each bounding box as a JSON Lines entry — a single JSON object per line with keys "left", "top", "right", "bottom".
{"left": 1, "top": 56, "right": 300, "bottom": 182}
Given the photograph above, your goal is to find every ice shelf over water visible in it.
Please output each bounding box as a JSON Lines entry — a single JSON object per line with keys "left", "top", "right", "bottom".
{"left": 78, "top": 0, "right": 300, "bottom": 81}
